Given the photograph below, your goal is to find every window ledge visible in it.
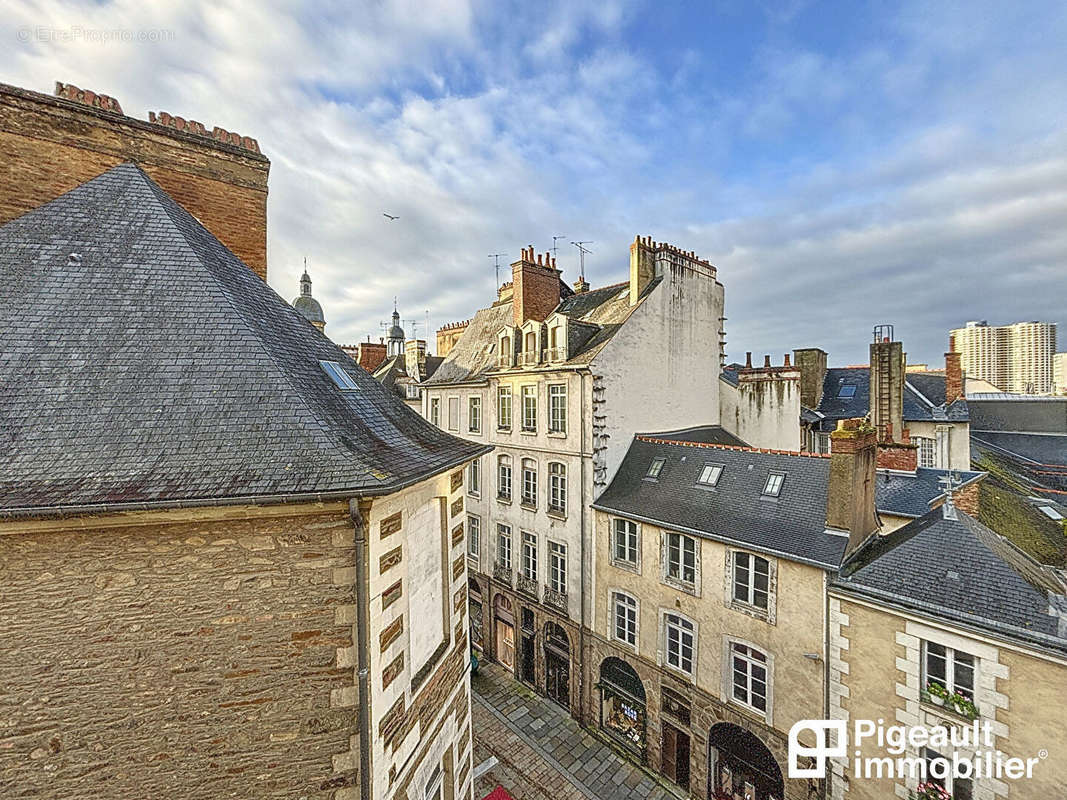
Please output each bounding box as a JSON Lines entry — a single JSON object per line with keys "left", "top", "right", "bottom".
{"left": 662, "top": 578, "right": 699, "bottom": 597}
{"left": 547, "top": 430, "right": 567, "bottom": 438}
{"left": 468, "top": 491, "right": 481, "bottom": 500}
{"left": 496, "top": 496, "right": 512, "bottom": 505}
{"left": 610, "top": 559, "right": 641, "bottom": 574}
{"left": 519, "top": 502, "right": 537, "bottom": 512}
{"left": 519, "top": 429, "right": 537, "bottom": 436}
{"left": 727, "top": 698, "right": 769, "bottom": 724}
{"left": 728, "top": 601, "right": 771, "bottom": 623}
{"left": 547, "top": 509, "right": 567, "bottom": 520}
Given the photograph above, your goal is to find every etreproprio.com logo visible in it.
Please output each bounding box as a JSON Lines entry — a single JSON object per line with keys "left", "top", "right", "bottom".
{"left": 788, "top": 719, "right": 1048, "bottom": 783}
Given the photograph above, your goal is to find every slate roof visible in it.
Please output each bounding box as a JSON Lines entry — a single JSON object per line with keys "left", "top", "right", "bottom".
{"left": 876, "top": 467, "right": 985, "bottom": 518}
{"left": 836, "top": 509, "right": 1067, "bottom": 655}
{"left": 373, "top": 353, "right": 443, "bottom": 397}
{"left": 647, "top": 425, "right": 749, "bottom": 446}
{"left": 592, "top": 434, "right": 848, "bottom": 569}
{"left": 0, "top": 163, "right": 487, "bottom": 513}
{"left": 968, "top": 396, "right": 1067, "bottom": 435}
{"left": 814, "top": 367, "right": 968, "bottom": 431}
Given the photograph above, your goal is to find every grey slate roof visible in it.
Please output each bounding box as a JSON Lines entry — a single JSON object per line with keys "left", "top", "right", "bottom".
{"left": 293, "top": 294, "right": 324, "bottom": 324}
{"left": 836, "top": 509, "right": 1067, "bottom": 655}
{"left": 968, "top": 396, "right": 1067, "bottom": 435}
{"left": 647, "top": 425, "right": 749, "bottom": 446}
{"left": 593, "top": 435, "right": 848, "bottom": 569}
{"left": 0, "top": 163, "right": 487, "bottom": 513}
{"left": 814, "top": 367, "right": 968, "bottom": 431}
{"left": 876, "top": 467, "right": 985, "bottom": 518}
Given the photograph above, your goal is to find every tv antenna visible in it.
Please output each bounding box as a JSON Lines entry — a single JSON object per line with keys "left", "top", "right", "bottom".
{"left": 552, "top": 235, "right": 567, "bottom": 260}
{"left": 571, "top": 241, "right": 593, "bottom": 281}
{"left": 489, "top": 253, "right": 507, "bottom": 287}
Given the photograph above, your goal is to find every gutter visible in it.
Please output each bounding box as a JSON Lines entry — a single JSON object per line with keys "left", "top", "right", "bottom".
{"left": 349, "top": 500, "right": 374, "bottom": 800}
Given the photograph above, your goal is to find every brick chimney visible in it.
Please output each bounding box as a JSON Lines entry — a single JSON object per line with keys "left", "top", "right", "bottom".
{"left": 945, "top": 350, "right": 963, "bottom": 404}
{"left": 870, "top": 335, "right": 905, "bottom": 444}
{"left": 827, "top": 419, "right": 880, "bottom": 553}
{"left": 355, "top": 340, "right": 387, "bottom": 372}
{"left": 512, "top": 246, "right": 560, "bottom": 327}
{"left": 629, "top": 236, "right": 657, "bottom": 306}
{"left": 793, "top": 348, "right": 828, "bottom": 409}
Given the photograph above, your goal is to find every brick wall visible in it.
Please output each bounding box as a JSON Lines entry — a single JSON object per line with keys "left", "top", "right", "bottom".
{"left": 0, "top": 504, "right": 359, "bottom": 799}
{"left": 511, "top": 247, "right": 560, "bottom": 326}
{"left": 0, "top": 82, "right": 269, "bottom": 279}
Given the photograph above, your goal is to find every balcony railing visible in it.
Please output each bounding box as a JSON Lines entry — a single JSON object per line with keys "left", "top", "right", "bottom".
{"left": 497, "top": 356, "right": 514, "bottom": 369}
{"left": 493, "top": 561, "right": 513, "bottom": 587}
{"left": 543, "top": 585, "right": 568, "bottom": 615}
{"left": 520, "top": 351, "right": 540, "bottom": 366}
{"left": 516, "top": 572, "right": 539, "bottom": 600}
{"left": 548, "top": 347, "right": 568, "bottom": 363}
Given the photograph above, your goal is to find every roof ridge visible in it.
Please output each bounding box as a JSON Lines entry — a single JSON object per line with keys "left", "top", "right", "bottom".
{"left": 636, "top": 435, "right": 831, "bottom": 458}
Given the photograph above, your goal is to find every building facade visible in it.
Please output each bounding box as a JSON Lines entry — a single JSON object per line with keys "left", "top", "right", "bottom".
{"left": 950, "top": 320, "right": 1058, "bottom": 395}
{"left": 0, "top": 165, "right": 487, "bottom": 800}
{"left": 422, "top": 238, "right": 727, "bottom": 720}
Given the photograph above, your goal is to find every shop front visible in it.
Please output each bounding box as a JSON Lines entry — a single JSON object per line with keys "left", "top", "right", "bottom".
{"left": 543, "top": 622, "right": 570, "bottom": 710}
{"left": 598, "top": 657, "right": 647, "bottom": 758}
{"left": 708, "top": 722, "right": 783, "bottom": 800}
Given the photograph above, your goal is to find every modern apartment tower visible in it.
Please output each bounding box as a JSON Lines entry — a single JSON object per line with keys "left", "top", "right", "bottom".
{"left": 950, "top": 320, "right": 1058, "bottom": 394}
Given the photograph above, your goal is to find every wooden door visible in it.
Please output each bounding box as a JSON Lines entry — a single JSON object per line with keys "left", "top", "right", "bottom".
{"left": 495, "top": 619, "right": 514, "bottom": 670}
{"left": 662, "top": 723, "right": 691, "bottom": 790}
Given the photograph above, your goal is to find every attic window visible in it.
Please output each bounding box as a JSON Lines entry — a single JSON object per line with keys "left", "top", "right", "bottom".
{"left": 1039, "top": 506, "right": 1063, "bottom": 521}
{"left": 698, "top": 463, "right": 723, "bottom": 487}
{"left": 838, "top": 384, "right": 857, "bottom": 399}
{"left": 762, "top": 472, "right": 785, "bottom": 497}
{"left": 646, "top": 458, "right": 666, "bottom": 479}
{"left": 320, "top": 360, "right": 359, "bottom": 390}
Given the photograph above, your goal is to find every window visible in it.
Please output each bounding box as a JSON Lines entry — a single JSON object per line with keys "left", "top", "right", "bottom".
{"left": 646, "top": 457, "right": 666, "bottom": 479}
{"left": 500, "top": 334, "right": 512, "bottom": 366}
{"left": 405, "top": 383, "right": 420, "bottom": 400}
{"left": 924, "top": 748, "right": 973, "bottom": 800}
{"left": 762, "top": 472, "right": 785, "bottom": 497}
{"left": 549, "top": 384, "right": 567, "bottom": 434}
{"left": 612, "top": 518, "right": 639, "bottom": 567}
{"left": 468, "top": 515, "right": 480, "bottom": 558}
{"left": 521, "top": 458, "right": 537, "bottom": 507}
{"left": 521, "top": 532, "right": 538, "bottom": 581}
{"left": 496, "top": 524, "right": 512, "bottom": 570}
{"left": 837, "top": 383, "right": 857, "bottom": 399}
{"left": 497, "top": 455, "right": 512, "bottom": 501}
{"left": 521, "top": 385, "right": 537, "bottom": 432}
{"left": 923, "top": 641, "right": 976, "bottom": 700}
{"left": 447, "top": 396, "right": 459, "bottom": 431}
{"left": 498, "top": 386, "right": 512, "bottom": 430}
{"left": 812, "top": 431, "right": 831, "bottom": 454}
{"left": 548, "top": 462, "right": 567, "bottom": 515}
{"left": 320, "top": 360, "right": 360, "bottom": 390}
{"left": 664, "top": 532, "right": 697, "bottom": 587}
{"left": 698, "top": 463, "right": 723, "bottom": 486}
{"left": 915, "top": 436, "right": 936, "bottom": 468}
{"left": 732, "top": 552, "right": 770, "bottom": 610}
{"left": 468, "top": 395, "right": 481, "bottom": 433}
{"left": 468, "top": 458, "right": 481, "bottom": 496}
{"left": 549, "top": 542, "right": 567, "bottom": 593}
{"left": 613, "top": 592, "right": 637, "bottom": 646}
{"left": 664, "top": 613, "right": 695, "bottom": 675}
{"left": 429, "top": 397, "right": 440, "bottom": 427}
{"left": 730, "top": 642, "right": 768, "bottom": 713}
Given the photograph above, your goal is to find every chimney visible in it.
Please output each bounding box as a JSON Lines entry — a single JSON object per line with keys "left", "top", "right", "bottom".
{"left": 945, "top": 350, "right": 963, "bottom": 403}
{"left": 793, "top": 348, "right": 828, "bottom": 409}
{"left": 869, "top": 334, "right": 905, "bottom": 444}
{"left": 512, "top": 246, "right": 560, "bottom": 326}
{"left": 573, "top": 276, "right": 590, "bottom": 294}
{"left": 827, "top": 419, "right": 880, "bottom": 553}
{"left": 405, "top": 339, "right": 427, "bottom": 376}
{"left": 629, "top": 235, "right": 657, "bottom": 306}
{"left": 355, "top": 341, "right": 387, "bottom": 372}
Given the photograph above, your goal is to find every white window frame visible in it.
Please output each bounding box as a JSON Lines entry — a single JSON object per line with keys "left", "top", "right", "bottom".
{"left": 646, "top": 457, "right": 665, "bottom": 479}
{"left": 446, "top": 396, "right": 459, "bottom": 431}
{"left": 467, "top": 458, "right": 481, "bottom": 497}
{"left": 915, "top": 436, "right": 936, "bottom": 468}
{"left": 548, "top": 462, "right": 567, "bottom": 515}
{"left": 611, "top": 591, "right": 638, "bottom": 649}
{"left": 611, "top": 518, "right": 640, "bottom": 570}
{"left": 497, "top": 455, "right": 512, "bottom": 502}
{"left": 698, "top": 463, "right": 723, "bottom": 487}
{"left": 548, "top": 384, "right": 567, "bottom": 434}
{"left": 662, "top": 611, "right": 696, "bottom": 677}
{"left": 521, "top": 385, "right": 537, "bottom": 432}
{"left": 548, "top": 541, "right": 567, "bottom": 594}
{"left": 498, "top": 385, "right": 512, "bottom": 430}
{"left": 467, "top": 514, "right": 480, "bottom": 559}
{"left": 732, "top": 551, "right": 770, "bottom": 611}
{"left": 429, "top": 397, "right": 440, "bottom": 427}
{"left": 496, "top": 524, "right": 512, "bottom": 571}
{"left": 923, "top": 641, "right": 977, "bottom": 701}
{"left": 762, "top": 471, "right": 785, "bottom": 497}
{"left": 521, "top": 458, "right": 537, "bottom": 507}
{"left": 924, "top": 747, "right": 974, "bottom": 799}
{"left": 468, "top": 395, "right": 482, "bottom": 434}
{"left": 662, "top": 531, "right": 699, "bottom": 593}
{"left": 727, "top": 639, "right": 771, "bottom": 719}
{"left": 521, "top": 531, "right": 538, "bottom": 581}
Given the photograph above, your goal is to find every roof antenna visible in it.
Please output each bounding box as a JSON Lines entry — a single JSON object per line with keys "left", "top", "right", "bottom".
{"left": 488, "top": 253, "right": 506, "bottom": 288}
{"left": 571, "top": 241, "right": 592, "bottom": 281}
{"left": 937, "top": 470, "right": 961, "bottom": 520}
{"left": 552, "top": 235, "right": 567, "bottom": 260}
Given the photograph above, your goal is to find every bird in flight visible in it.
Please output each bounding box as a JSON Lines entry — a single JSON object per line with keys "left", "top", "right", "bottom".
{"left": 383, "top": 212, "right": 399, "bottom": 220}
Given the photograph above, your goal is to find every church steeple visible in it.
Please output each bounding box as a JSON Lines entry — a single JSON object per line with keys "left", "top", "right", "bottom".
{"left": 292, "top": 258, "right": 325, "bottom": 332}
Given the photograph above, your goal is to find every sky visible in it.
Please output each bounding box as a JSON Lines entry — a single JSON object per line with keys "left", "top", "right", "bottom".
{"left": 3, "top": 0, "right": 1066, "bottom": 366}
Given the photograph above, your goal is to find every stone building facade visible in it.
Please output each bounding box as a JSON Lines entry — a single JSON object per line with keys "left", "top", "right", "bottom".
{"left": 0, "top": 80, "right": 269, "bottom": 278}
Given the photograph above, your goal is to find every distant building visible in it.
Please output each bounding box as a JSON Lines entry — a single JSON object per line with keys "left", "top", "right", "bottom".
{"left": 1055, "top": 352, "right": 1067, "bottom": 395}
{"left": 342, "top": 339, "right": 389, "bottom": 373}
{"left": 950, "top": 320, "right": 1058, "bottom": 394}
{"left": 375, "top": 339, "right": 445, "bottom": 412}
{"left": 292, "top": 267, "right": 326, "bottom": 331}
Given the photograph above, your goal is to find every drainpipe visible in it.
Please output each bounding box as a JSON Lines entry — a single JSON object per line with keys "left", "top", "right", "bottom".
{"left": 350, "top": 499, "right": 373, "bottom": 800}
{"left": 578, "top": 369, "right": 588, "bottom": 726}
{"left": 823, "top": 571, "right": 831, "bottom": 800}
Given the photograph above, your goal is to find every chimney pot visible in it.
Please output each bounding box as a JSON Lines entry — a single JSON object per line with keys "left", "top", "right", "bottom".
{"left": 763, "top": 355, "right": 771, "bottom": 369}
{"left": 784, "top": 353, "right": 791, "bottom": 367}
{"left": 745, "top": 352, "right": 753, "bottom": 369}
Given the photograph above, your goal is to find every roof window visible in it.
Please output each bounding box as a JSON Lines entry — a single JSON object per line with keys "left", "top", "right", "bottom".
{"left": 838, "top": 384, "right": 857, "bottom": 399}
{"left": 762, "top": 472, "right": 785, "bottom": 497}
{"left": 646, "top": 457, "right": 666, "bottom": 479}
{"left": 698, "top": 463, "right": 723, "bottom": 486}
{"left": 320, "top": 360, "right": 360, "bottom": 390}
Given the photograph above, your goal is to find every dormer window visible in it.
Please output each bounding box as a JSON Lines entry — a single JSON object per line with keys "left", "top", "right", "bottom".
{"left": 547, "top": 318, "right": 567, "bottom": 362}
{"left": 522, "top": 328, "right": 539, "bottom": 366}
{"left": 698, "top": 463, "right": 723, "bottom": 486}
{"left": 762, "top": 472, "right": 785, "bottom": 497}
{"left": 497, "top": 327, "right": 517, "bottom": 368}
{"left": 646, "top": 458, "right": 666, "bottom": 479}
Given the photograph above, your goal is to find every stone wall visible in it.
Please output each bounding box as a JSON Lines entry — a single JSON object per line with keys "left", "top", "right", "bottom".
{"left": 0, "top": 503, "right": 359, "bottom": 799}
{"left": 0, "top": 82, "right": 269, "bottom": 279}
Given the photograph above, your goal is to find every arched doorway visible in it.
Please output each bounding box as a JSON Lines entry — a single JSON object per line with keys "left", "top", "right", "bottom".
{"left": 543, "top": 622, "right": 570, "bottom": 709}
{"left": 598, "top": 657, "right": 646, "bottom": 756}
{"left": 493, "top": 594, "right": 515, "bottom": 671}
{"left": 708, "top": 723, "right": 783, "bottom": 800}
{"left": 468, "top": 578, "right": 484, "bottom": 652}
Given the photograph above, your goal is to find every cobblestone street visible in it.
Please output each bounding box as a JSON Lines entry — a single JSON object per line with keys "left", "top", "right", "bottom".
{"left": 472, "top": 662, "right": 684, "bottom": 800}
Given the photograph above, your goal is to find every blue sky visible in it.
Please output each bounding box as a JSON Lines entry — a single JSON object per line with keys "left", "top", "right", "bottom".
{"left": 4, "top": 0, "right": 1066, "bottom": 365}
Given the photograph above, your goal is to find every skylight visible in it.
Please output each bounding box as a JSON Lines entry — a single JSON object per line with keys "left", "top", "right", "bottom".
{"left": 646, "top": 457, "right": 666, "bottom": 479}
{"left": 320, "top": 360, "right": 360, "bottom": 390}
{"left": 762, "top": 472, "right": 785, "bottom": 497}
{"left": 698, "top": 463, "right": 723, "bottom": 486}
{"left": 1039, "top": 506, "right": 1063, "bottom": 521}
{"left": 838, "top": 384, "right": 857, "bottom": 399}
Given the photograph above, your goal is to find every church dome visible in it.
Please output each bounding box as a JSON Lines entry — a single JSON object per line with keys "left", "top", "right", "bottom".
{"left": 293, "top": 294, "right": 325, "bottom": 324}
